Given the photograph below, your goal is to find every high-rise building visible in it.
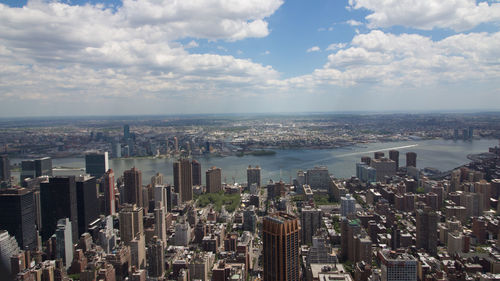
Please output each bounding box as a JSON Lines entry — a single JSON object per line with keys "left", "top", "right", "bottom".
{"left": 40, "top": 176, "right": 78, "bottom": 242}
{"left": 247, "top": 165, "right": 261, "bottom": 187}
{"left": 0, "top": 155, "right": 10, "bottom": 183}
{"left": 0, "top": 230, "right": 20, "bottom": 277}
{"left": 55, "top": 218, "right": 73, "bottom": 269}
{"left": 306, "top": 166, "right": 330, "bottom": 190}
{"left": 21, "top": 157, "right": 52, "bottom": 182}
{"left": 263, "top": 212, "right": 300, "bottom": 281}
{"left": 173, "top": 159, "right": 193, "bottom": 202}
{"left": 151, "top": 172, "right": 163, "bottom": 186}
{"left": 124, "top": 167, "right": 143, "bottom": 207}
{"left": 406, "top": 152, "right": 417, "bottom": 168}
{"left": 112, "top": 142, "right": 121, "bottom": 158}
{"left": 356, "top": 163, "right": 376, "bottom": 183}
{"left": 76, "top": 176, "right": 99, "bottom": 236}
{"left": 416, "top": 207, "right": 438, "bottom": 256}
{"left": 102, "top": 169, "right": 116, "bottom": 216}
{"left": 119, "top": 204, "right": 143, "bottom": 245}
{"left": 379, "top": 249, "right": 417, "bottom": 281}
{"left": 85, "top": 152, "right": 109, "bottom": 178}
{"left": 192, "top": 160, "right": 202, "bottom": 186}
{"left": 174, "top": 136, "right": 179, "bottom": 152}
{"left": 124, "top": 124, "right": 130, "bottom": 140}
{"left": 341, "top": 194, "right": 356, "bottom": 217}
{"left": 300, "top": 206, "right": 322, "bottom": 245}
{"left": 389, "top": 150, "right": 399, "bottom": 168}
{"left": 0, "top": 187, "right": 37, "bottom": 250}
{"left": 370, "top": 158, "right": 397, "bottom": 182}
{"left": 206, "top": 166, "right": 222, "bottom": 193}
{"left": 147, "top": 236, "right": 165, "bottom": 278}
{"left": 130, "top": 234, "right": 146, "bottom": 269}
{"left": 154, "top": 204, "right": 167, "bottom": 244}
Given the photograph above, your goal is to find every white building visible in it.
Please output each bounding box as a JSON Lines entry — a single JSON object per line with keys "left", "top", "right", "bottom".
{"left": 55, "top": 218, "right": 73, "bottom": 269}
{"left": 341, "top": 194, "right": 356, "bottom": 217}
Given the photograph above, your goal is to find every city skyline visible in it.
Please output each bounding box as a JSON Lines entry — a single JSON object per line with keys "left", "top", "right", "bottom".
{"left": 1, "top": 0, "right": 500, "bottom": 117}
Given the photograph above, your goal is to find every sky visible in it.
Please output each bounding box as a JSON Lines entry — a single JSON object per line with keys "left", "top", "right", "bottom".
{"left": 0, "top": 0, "right": 500, "bottom": 117}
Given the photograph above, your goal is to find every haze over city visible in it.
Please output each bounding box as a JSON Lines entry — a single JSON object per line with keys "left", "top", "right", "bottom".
{"left": 1, "top": 0, "right": 500, "bottom": 116}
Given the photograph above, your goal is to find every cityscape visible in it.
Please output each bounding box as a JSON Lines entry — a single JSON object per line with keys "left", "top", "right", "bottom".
{"left": 1, "top": 0, "right": 500, "bottom": 281}
{"left": 1, "top": 114, "right": 500, "bottom": 281}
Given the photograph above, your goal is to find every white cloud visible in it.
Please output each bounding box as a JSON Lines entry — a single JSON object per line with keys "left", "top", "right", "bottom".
{"left": 326, "top": 43, "right": 347, "bottom": 51}
{"left": 348, "top": 0, "right": 500, "bottom": 31}
{"left": 0, "top": 0, "right": 282, "bottom": 106}
{"left": 286, "top": 30, "right": 500, "bottom": 88}
{"left": 346, "top": 19, "right": 362, "bottom": 26}
{"left": 307, "top": 46, "right": 321, "bottom": 53}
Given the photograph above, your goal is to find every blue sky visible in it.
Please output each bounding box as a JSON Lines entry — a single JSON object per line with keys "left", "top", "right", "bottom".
{"left": 0, "top": 0, "right": 499, "bottom": 116}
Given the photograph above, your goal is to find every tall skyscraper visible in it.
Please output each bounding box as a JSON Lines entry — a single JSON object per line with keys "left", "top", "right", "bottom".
{"left": 173, "top": 159, "right": 193, "bottom": 202}
{"left": 119, "top": 204, "right": 144, "bottom": 245}
{"left": 124, "top": 167, "right": 143, "bottom": 207}
{"left": 247, "top": 165, "right": 261, "bottom": 187}
{"left": 20, "top": 157, "right": 52, "bottom": 182}
{"left": 174, "top": 136, "right": 179, "bottom": 152}
{"left": 112, "top": 142, "right": 121, "bottom": 158}
{"left": 0, "top": 155, "right": 10, "bottom": 183}
{"left": 55, "top": 218, "right": 73, "bottom": 269}
{"left": 370, "top": 158, "right": 397, "bottom": 182}
{"left": 40, "top": 176, "right": 78, "bottom": 242}
{"left": 206, "top": 166, "right": 222, "bottom": 193}
{"left": 154, "top": 204, "right": 167, "bottom": 244}
{"left": 192, "top": 160, "right": 202, "bottom": 186}
{"left": 76, "top": 176, "right": 99, "bottom": 236}
{"left": 0, "top": 230, "right": 20, "bottom": 278}
{"left": 389, "top": 150, "right": 399, "bottom": 168}
{"left": 0, "top": 187, "right": 37, "bottom": 250}
{"left": 300, "top": 206, "right": 322, "bottom": 245}
{"left": 124, "top": 124, "right": 130, "bottom": 140}
{"left": 416, "top": 207, "right": 438, "bottom": 256}
{"left": 102, "top": 169, "right": 116, "bottom": 216}
{"left": 406, "top": 152, "right": 417, "bottom": 168}
{"left": 341, "top": 194, "right": 356, "bottom": 217}
{"left": 85, "top": 152, "right": 109, "bottom": 178}
{"left": 147, "top": 236, "right": 165, "bottom": 278}
{"left": 263, "top": 212, "right": 300, "bottom": 281}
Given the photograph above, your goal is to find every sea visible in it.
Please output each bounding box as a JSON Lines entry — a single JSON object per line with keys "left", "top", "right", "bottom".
{"left": 11, "top": 138, "right": 499, "bottom": 185}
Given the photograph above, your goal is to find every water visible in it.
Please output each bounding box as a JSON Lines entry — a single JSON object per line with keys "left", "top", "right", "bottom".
{"left": 11, "top": 138, "right": 499, "bottom": 185}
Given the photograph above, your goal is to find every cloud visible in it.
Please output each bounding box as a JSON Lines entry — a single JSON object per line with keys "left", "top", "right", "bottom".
{"left": 286, "top": 30, "right": 500, "bottom": 88}
{"left": 0, "top": 0, "right": 282, "bottom": 106}
{"left": 346, "top": 19, "right": 362, "bottom": 26}
{"left": 326, "top": 43, "right": 347, "bottom": 51}
{"left": 307, "top": 46, "right": 321, "bottom": 53}
{"left": 348, "top": 0, "right": 500, "bottom": 31}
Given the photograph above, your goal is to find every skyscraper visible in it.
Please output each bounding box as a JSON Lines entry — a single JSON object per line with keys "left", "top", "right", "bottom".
{"left": 124, "top": 167, "right": 143, "bottom": 207}
{"left": 263, "top": 212, "right": 300, "bottom": 281}
{"left": 341, "top": 194, "right": 356, "bottom": 217}
{"left": 40, "top": 176, "right": 78, "bottom": 242}
{"left": 173, "top": 159, "right": 193, "bottom": 202}
{"left": 0, "top": 187, "right": 37, "bottom": 250}
{"left": 416, "top": 207, "right": 438, "bottom": 256}
{"left": 20, "top": 157, "right": 52, "bottom": 182}
{"left": 76, "top": 176, "right": 99, "bottom": 236}
{"left": 102, "top": 169, "right": 116, "bottom": 216}
{"left": 300, "top": 206, "right": 322, "bottom": 245}
{"left": 406, "top": 152, "right": 417, "bottom": 168}
{"left": 124, "top": 124, "right": 130, "bottom": 140}
{"left": 247, "top": 165, "right": 261, "bottom": 187}
{"left": 192, "top": 160, "right": 202, "bottom": 186}
{"left": 147, "top": 236, "right": 165, "bottom": 278}
{"left": 55, "top": 218, "right": 73, "bottom": 269}
{"left": 389, "top": 150, "right": 399, "bottom": 168}
{"left": 85, "top": 152, "right": 109, "bottom": 178}
{"left": 119, "top": 204, "right": 144, "bottom": 245}
{"left": 154, "top": 204, "right": 167, "bottom": 244}
{"left": 0, "top": 155, "right": 10, "bottom": 183}
{"left": 206, "top": 166, "right": 222, "bottom": 193}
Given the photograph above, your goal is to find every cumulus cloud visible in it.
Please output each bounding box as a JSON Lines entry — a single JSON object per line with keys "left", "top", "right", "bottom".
{"left": 286, "top": 30, "right": 500, "bottom": 88}
{"left": 348, "top": 0, "right": 500, "bottom": 31}
{"left": 307, "top": 46, "right": 321, "bottom": 53}
{"left": 0, "top": 0, "right": 282, "bottom": 105}
{"left": 346, "top": 19, "right": 363, "bottom": 26}
{"left": 326, "top": 43, "right": 347, "bottom": 51}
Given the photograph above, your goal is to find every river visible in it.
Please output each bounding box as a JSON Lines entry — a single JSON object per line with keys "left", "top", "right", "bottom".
{"left": 11, "top": 138, "right": 499, "bottom": 185}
